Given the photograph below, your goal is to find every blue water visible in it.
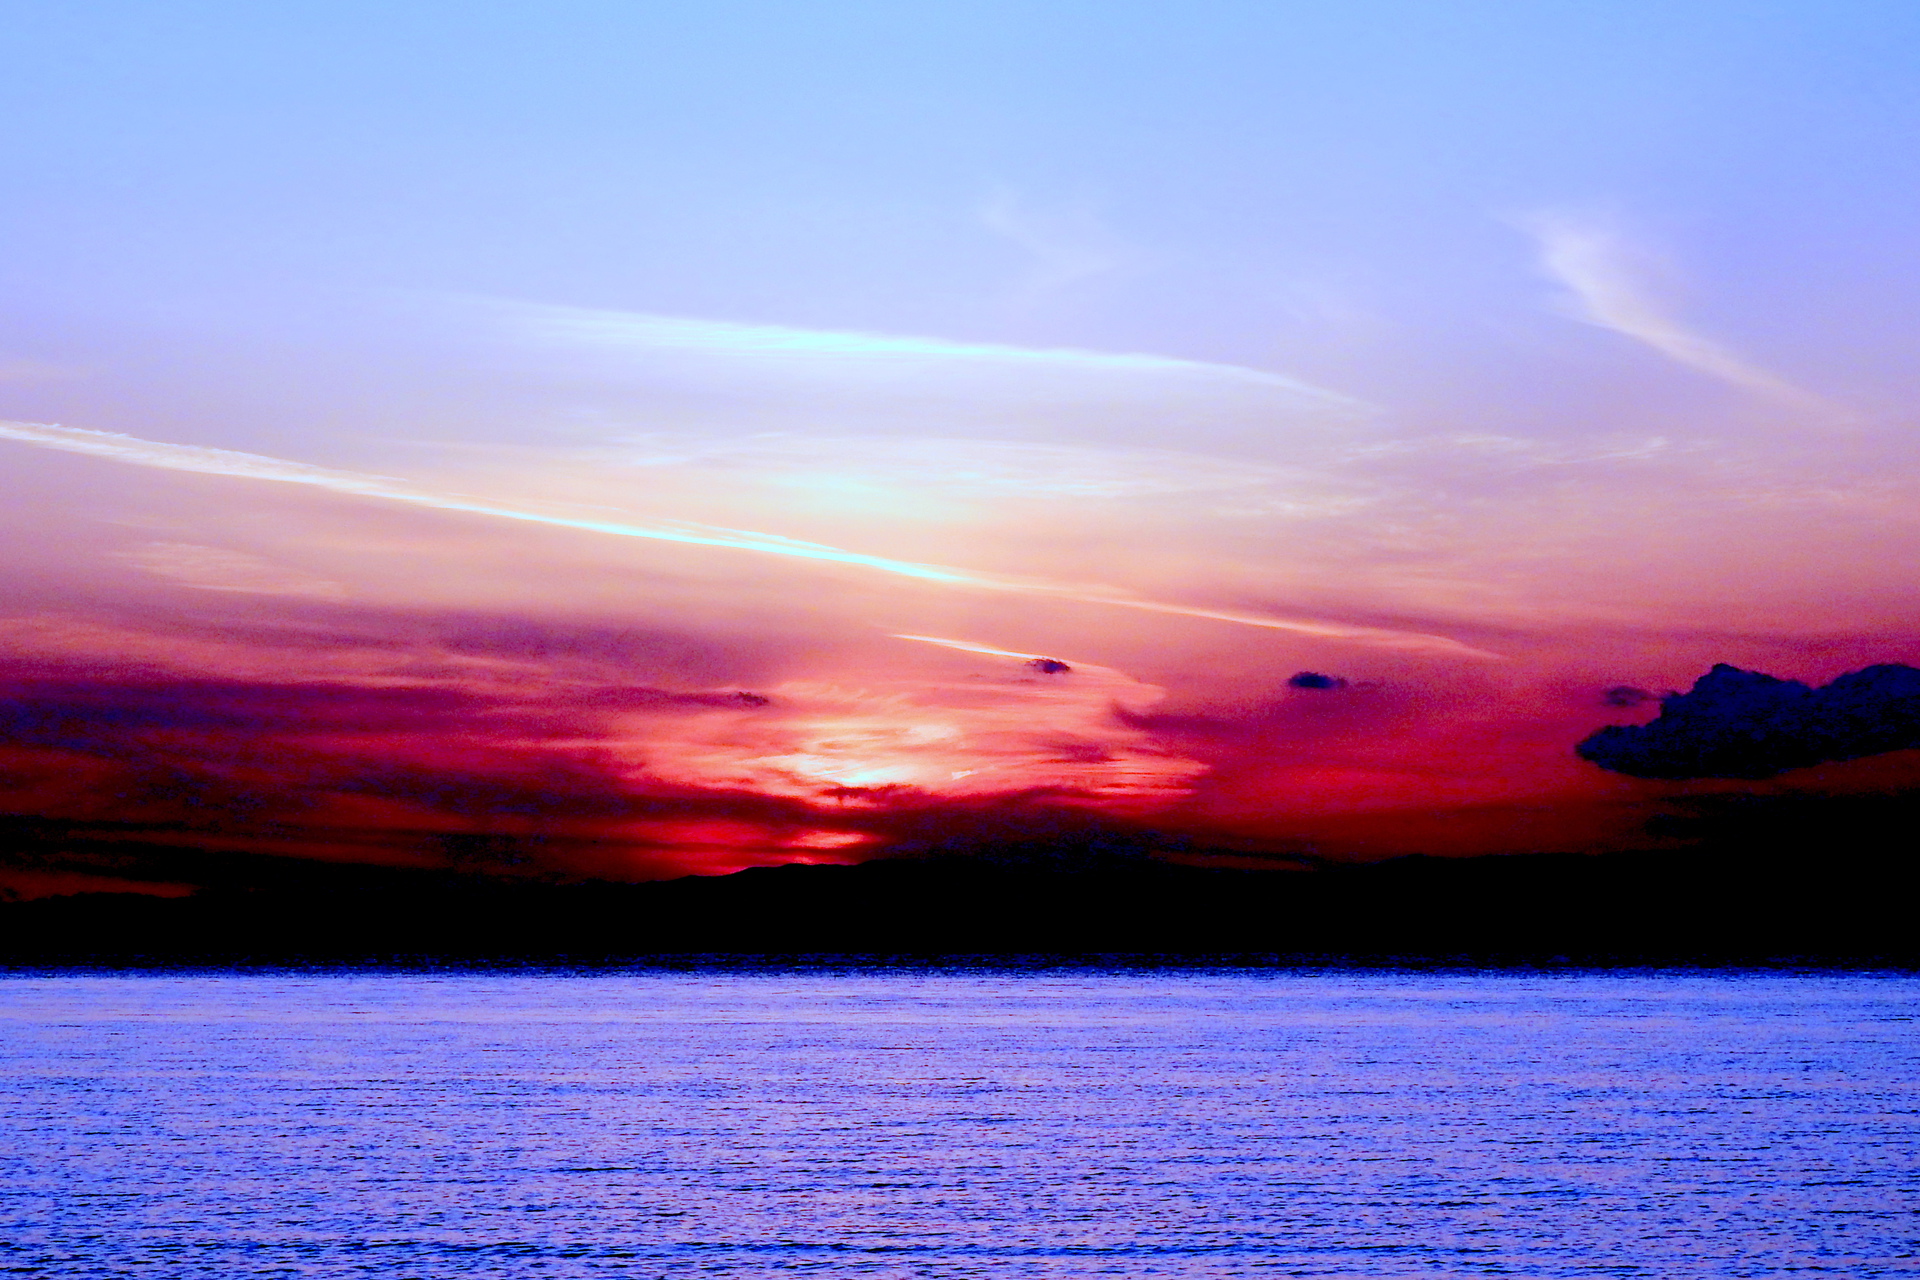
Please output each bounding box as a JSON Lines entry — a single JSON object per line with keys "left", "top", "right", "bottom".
{"left": 0, "top": 969, "right": 1914, "bottom": 1278}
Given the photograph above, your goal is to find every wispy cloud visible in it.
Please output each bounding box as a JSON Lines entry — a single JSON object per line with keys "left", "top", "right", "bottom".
{"left": 0, "top": 357, "right": 84, "bottom": 383}
{"left": 0, "top": 419, "right": 1497, "bottom": 658}
{"left": 609, "top": 434, "right": 1333, "bottom": 501}
{"left": 979, "top": 189, "right": 1138, "bottom": 300}
{"left": 111, "top": 542, "right": 348, "bottom": 600}
{"left": 1520, "top": 212, "right": 1839, "bottom": 417}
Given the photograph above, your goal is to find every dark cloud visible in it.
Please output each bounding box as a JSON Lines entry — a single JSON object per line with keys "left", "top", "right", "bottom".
{"left": 0, "top": 677, "right": 489, "bottom": 748}
{"left": 437, "top": 616, "right": 758, "bottom": 681}
{"left": 564, "top": 685, "right": 773, "bottom": 711}
{"left": 59, "top": 602, "right": 775, "bottom": 685}
{"left": 0, "top": 666, "right": 808, "bottom": 879}
{"left": 1577, "top": 663, "right": 1920, "bottom": 779}
{"left": 1601, "top": 686, "right": 1654, "bottom": 708}
{"left": 1287, "top": 671, "right": 1347, "bottom": 690}
{"left": 0, "top": 666, "right": 772, "bottom": 756}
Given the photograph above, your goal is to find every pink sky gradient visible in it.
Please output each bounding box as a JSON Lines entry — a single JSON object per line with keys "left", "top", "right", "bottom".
{"left": 6, "top": 4, "right": 1920, "bottom": 895}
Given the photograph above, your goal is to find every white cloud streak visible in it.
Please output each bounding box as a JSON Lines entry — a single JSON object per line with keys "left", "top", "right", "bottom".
{"left": 497, "top": 301, "right": 1371, "bottom": 409}
{"left": 526, "top": 309, "right": 1289, "bottom": 381}
{"left": 893, "top": 634, "right": 1059, "bottom": 662}
{"left": 0, "top": 419, "right": 1499, "bottom": 658}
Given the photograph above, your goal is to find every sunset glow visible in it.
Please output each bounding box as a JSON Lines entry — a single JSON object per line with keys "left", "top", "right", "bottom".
{"left": 6, "top": 2, "right": 1920, "bottom": 895}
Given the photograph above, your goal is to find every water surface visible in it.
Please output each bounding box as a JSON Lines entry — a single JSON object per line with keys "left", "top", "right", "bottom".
{"left": 1, "top": 968, "right": 1914, "bottom": 1277}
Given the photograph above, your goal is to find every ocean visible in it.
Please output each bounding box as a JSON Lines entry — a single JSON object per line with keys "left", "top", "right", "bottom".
{"left": 1, "top": 967, "right": 1913, "bottom": 1277}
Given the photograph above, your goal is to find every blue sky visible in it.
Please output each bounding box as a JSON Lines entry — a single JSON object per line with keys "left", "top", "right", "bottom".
{"left": 7, "top": 1, "right": 1920, "bottom": 392}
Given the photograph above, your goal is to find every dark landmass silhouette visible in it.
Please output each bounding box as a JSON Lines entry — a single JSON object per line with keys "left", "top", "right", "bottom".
{"left": 3, "top": 791, "right": 1914, "bottom": 964}
{"left": 1580, "top": 662, "right": 1920, "bottom": 779}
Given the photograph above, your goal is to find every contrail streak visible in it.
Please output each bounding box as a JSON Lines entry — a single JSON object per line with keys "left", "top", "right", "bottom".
{"left": 513, "top": 304, "right": 1371, "bottom": 401}
{"left": 893, "top": 635, "right": 1056, "bottom": 662}
{"left": 0, "top": 420, "right": 1499, "bottom": 658}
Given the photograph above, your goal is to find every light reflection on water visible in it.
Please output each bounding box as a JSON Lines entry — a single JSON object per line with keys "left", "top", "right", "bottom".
{"left": 1, "top": 968, "right": 1914, "bottom": 1277}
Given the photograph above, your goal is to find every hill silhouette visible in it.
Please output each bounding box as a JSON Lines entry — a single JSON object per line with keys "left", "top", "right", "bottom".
{"left": 3, "top": 792, "right": 1913, "bottom": 964}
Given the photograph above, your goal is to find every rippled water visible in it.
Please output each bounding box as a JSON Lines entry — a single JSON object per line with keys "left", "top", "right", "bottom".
{"left": 1, "top": 968, "right": 1914, "bottom": 1278}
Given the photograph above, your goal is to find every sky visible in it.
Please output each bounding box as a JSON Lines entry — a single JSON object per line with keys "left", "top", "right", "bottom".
{"left": 5, "top": 1, "right": 1920, "bottom": 896}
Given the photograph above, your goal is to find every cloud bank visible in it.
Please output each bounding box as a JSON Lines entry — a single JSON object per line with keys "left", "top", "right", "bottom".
{"left": 1578, "top": 663, "right": 1920, "bottom": 779}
